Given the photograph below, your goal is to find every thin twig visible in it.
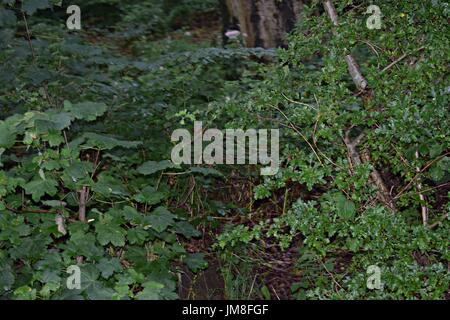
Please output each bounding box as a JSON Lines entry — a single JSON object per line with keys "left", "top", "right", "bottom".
{"left": 429, "top": 214, "right": 449, "bottom": 229}
{"left": 381, "top": 47, "right": 425, "bottom": 73}
{"left": 281, "top": 93, "right": 317, "bottom": 109}
{"left": 415, "top": 151, "right": 428, "bottom": 226}
{"left": 21, "top": 10, "right": 36, "bottom": 60}
{"left": 394, "top": 152, "right": 450, "bottom": 199}
{"left": 272, "top": 104, "right": 323, "bottom": 166}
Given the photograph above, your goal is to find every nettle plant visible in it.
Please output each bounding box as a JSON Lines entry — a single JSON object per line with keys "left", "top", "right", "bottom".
{"left": 215, "top": 1, "right": 449, "bottom": 299}
{"left": 0, "top": 103, "right": 207, "bottom": 300}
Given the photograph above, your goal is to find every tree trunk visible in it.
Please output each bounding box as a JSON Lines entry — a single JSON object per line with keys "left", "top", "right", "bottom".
{"left": 222, "top": 0, "right": 305, "bottom": 48}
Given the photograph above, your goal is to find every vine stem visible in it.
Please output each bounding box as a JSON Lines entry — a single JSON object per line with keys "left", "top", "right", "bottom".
{"left": 21, "top": 10, "right": 36, "bottom": 60}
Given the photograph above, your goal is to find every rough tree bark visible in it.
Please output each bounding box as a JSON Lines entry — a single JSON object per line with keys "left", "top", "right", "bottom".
{"left": 222, "top": 0, "right": 305, "bottom": 48}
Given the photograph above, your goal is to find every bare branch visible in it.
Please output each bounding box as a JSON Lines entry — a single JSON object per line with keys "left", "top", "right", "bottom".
{"left": 345, "top": 55, "right": 368, "bottom": 91}
{"left": 415, "top": 151, "right": 428, "bottom": 226}
{"left": 323, "top": 0, "right": 339, "bottom": 26}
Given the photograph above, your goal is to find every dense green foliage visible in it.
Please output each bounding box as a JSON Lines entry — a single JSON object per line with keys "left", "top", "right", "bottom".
{"left": 215, "top": 0, "right": 449, "bottom": 299}
{"left": 0, "top": 0, "right": 448, "bottom": 300}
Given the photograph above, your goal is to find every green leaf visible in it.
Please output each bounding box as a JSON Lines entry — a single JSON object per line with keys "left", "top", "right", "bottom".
{"left": 66, "top": 161, "right": 94, "bottom": 181}
{"left": 46, "top": 131, "right": 64, "bottom": 147}
{"left": 63, "top": 231, "right": 103, "bottom": 259}
{"left": 335, "top": 193, "right": 356, "bottom": 220}
{"left": 137, "top": 160, "right": 178, "bottom": 175}
{"left": 144, "top": 207, "right": 175, "bottom": 233}
{"left": 92, "top": 174, "right": 129, "bottom": 197}
{"left": 174, "top": 221, "right": 200, "bottom": 238}
{"left": 24, "top": 179, "right": 58, "bottom": 201}
{"left": 122, "top": 206, "right": 143, "bottom": 224}
{"left": 0, "top": 265, "right": 14, "bottom": 292}
{"left": 261, "top": 285, "right": 271, "bottom": 300}
{"left": 33, "top": 112, "right": 73, "bottom": 133}
{"left": 135, "top": 281, "right": 165, "bottom": 300}
{"left": 0, "top": 121, "right": 16, "bottom": 148}
{"left": 79, "top": 265, "right": 115, "bottom": 300}
{"left": 64, "top": 101, "right": 108, "bottom": 121}
{"left": 134, "top": 186, "right": 167, "bottom": 205}
{"left": 96, "top": 257, "right": 123, "bottom": 279}
{"left": 13, "top": 286, "right": 37, "bottom": 300}
{"left": 184, "top": 253, "right": 208, "bottom": 272}
{"left": 82, "top": 132, "right": 141, "bottom": 150}
{"left": 95, "top": 223, "right": 126, "bottom": 247}
{"left": 127, "top": 228, "right": 148, "bottom": 245}
{"left": 429, "top": 144, "right": 443, "bottom": 158}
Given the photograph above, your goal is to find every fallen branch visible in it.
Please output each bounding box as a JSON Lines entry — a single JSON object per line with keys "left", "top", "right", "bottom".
{"left": 361, "top": 150, "right": 397, "bottom": 212}
{"left": 323, "top": 1, "right": 368, "bottom": 91}
{"left": 323, "top": 0, "right": 396, "bottom": 212}
{"left": 415, "top": 151, "right": 428, "bottom": 226}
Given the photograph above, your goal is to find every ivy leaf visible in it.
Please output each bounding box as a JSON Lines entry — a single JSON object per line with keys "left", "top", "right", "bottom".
{"left": 46, "top": 131, "right": 64, "bottom": 147}
{"left": 0, "top": 121, "right": 16, "bottom": 148}
{"left": 96, "top": 257, "right": 123, "bottom": 279}
{"left": 64, "top": 100, "right": 108, "bottom": 121}
{"left": 429, "top": 144, "right": 443, "bottom": 158}
{"left": 134, "top": 186, "right": 167, "bottom": 205}
{"left": 335, "top": 193, "right": 356, "bottom": 220}
{"left": 82, "top": 132, "right": 141, "bottom": 150}
{"left": 122, "top": 206, "right": 143, "bottom": 224}
{"left": 13, "top": 286, "right": 37, "bottom": 300}
{"left": 135, "top": 281, "right": 165, "bottom": 300}
{"left": 0, "top": 265, "right": 14, "bottom": 293}
{"left": 127, "top": 228, "right": 148, "bottom": 245}
{"left": 62, "top": 231, "right": 103, "bottom": 260}
{"left": 22, "top": 0, "right": 50, "bottom": 15}
{"left": 174, "top": 221, "right": 200, "bottom": 238}
{"left": 95, "top": 223, "right": 126, "bottom": 247}
{"left": 66, "top": 161, "right": 94, "bottom": 181}
{"left": 24, "top": 179, "right": 58, "bottom": 201}
{"left": 92, "top": 174, "right": 129, "bottom": 197}
{"left": 34, "top": 112, "right": 73, "bottom": 133}
{"left": 144, "top": 207, "right": 175, "bottom": 233}
{"left": 79, "top": 265, "right": 115, "bottom": 300}
{"left": 137, "top": 160, "right": 178, "bottom": 175}
{"left": 40, "top": 269, "right": 61, "bottom": 284}
{"left": 185, "top": 253, "right": 208, "bottom": 272}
